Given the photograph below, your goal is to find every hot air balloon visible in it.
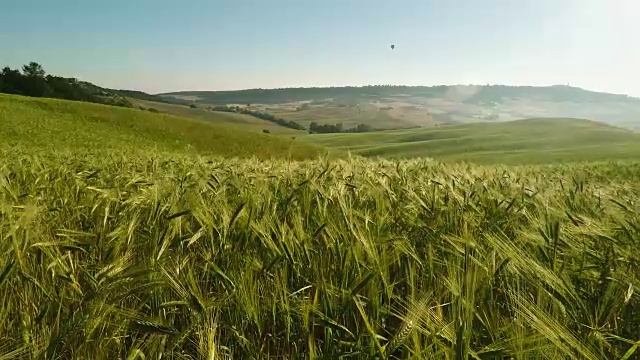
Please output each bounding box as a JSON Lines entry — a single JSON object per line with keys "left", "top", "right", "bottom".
{"left": 391, "top": 44, "right": 395, "bottom": 50}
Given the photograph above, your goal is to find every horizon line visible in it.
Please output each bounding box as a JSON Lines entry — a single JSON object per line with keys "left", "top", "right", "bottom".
{"left": 152, "top": 83, "right": 635, "bottom": 98}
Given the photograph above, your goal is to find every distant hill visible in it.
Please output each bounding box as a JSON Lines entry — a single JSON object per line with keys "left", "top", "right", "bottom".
{"left": 307, "top": 118, "right": 640, "bottom": 164}
{"left": 0, "top": 94, "right": 322, "bottom": 160}
{"left": 160, "top": 85, "right": 640, "bottom": 131}
{"left": 161, "top": 85, "right": 640, "bottom": 105}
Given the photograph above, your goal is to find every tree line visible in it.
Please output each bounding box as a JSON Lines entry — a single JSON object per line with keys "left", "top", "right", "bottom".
{"left": 211, "top": 105, "right": 306, "bottom": 131}
{"left": 309, "top": 122, "right": 373, "bottom": 134}
{"left": 211, "top": 105, "right": 375, "bottom": 133}
{"left": 0, "top": 62, "right": 131, "bottom": 107}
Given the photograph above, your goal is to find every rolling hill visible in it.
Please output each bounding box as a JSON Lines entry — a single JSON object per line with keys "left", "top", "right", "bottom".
{"left": 129, "top": 98, "right": 302, "bottom": 134}
{"left": 1, "top": 62, "right": 133, "bottom": 108}
{"left": 0, "top": 94, "right": 322, "bottom": 160}
{"left": 160, "top": 85, "right": 640, "bottom": 131}
{"left": 307, "top": 118, "right": 640, "bottom": 164}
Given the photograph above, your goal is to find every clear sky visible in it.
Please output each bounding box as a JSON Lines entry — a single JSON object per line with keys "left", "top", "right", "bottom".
{"left": 2, "top": 0, "right": 638, "bottom": 95}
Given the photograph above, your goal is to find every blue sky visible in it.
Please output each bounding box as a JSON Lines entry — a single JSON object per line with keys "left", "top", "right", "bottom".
{"left": 2, "top": 0, "right": 638, "bottom": 95}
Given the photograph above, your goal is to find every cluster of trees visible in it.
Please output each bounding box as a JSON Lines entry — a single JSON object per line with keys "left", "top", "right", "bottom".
{"left": 208, "top": 106, "right": 374, "bottom": 133}
{"left": 138, "top": 106, "right": 160, "bottom": 113}
{"left": 0, "top": 62, "right": 131, "bottom": 107}
{"left": 309, "top": 122, "right": 373, "bottom": 134}
{"left": 212, "top": 105, "right": 305, "bottom": 130}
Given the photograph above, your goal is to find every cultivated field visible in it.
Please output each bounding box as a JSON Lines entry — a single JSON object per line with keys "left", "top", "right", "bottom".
{"left": 308, "top": 118, "right": 640, "bottom": 164}
{"left": 0, "top": 152, "right": 638, "bottom": 359}
{"left": 259, "top": 101, "right": 426, "bottom": 130}
{"left": 161, "top": 85, "right": 640, "bottom": 131}
{"left": 0, "top": 95, "right": 638, "bottom": 359}
{"left": 0, "top": 94, "right": 319, "bottom": 160}
{"left": 129, "top": 99, "right": 303, "bottom": 135}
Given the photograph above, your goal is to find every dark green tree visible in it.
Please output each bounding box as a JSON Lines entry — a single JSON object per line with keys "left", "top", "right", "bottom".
{"left": 22, "top": 62, "right": 46, "bottom": 78}
{"left": 20, "top": 62, "right": 50, "bottom": 97}
{"left": 1, "top": 67, "right": 26, "bottom": 95}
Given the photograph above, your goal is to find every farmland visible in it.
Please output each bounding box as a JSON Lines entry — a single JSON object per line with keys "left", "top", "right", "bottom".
{"left": 0, "top": 95, "right": 638, "bottom": 359}
{"left": 0, "top": 151, "right": 638, "bottom": 359}
{"left": 161, "top": 85, "right": 640, "bottom": 131}
{"left": 308, "top": 118, "right": 640, "bottom": 164}
{"left": 129, "top": 98, "right": 303, "bottom": 135}
{"left": 259, "top": 101, "right": 424, "bottom": 130}
{"left": 0, "top": 94, "right": 320, "bottom": 159}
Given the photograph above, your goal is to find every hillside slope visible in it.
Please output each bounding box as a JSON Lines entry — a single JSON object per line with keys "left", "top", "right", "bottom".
{"left": 161, "top": 85, "right": 640, "bottom": 131}
{"left": 307, "top": 118, "right": 640, "bottom": 164}
{"left": 130, "top": 98, "right": 302, "bottom": 134}
{"left": 0, "top": 94, "right": 321, "bottom": 159}
{"left": 163, "top": 85, "right": 640, "bottom": 105}
{"left": 1, "top": 62, "right": 133, "bottom": 108}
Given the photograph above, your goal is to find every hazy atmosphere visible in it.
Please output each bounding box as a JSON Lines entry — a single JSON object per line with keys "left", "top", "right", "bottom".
{"left": 1, "top": 1, "right": 639, "bottom": 359}
{"left": 3, "top": 0, "right": 639, "bottom": 94}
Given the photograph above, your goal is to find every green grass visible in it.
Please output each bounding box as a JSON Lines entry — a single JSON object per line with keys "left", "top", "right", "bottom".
{"left": 0, "top": 95, "right": 638, "bottom": 358}
{"left": 0, "top": 94, "right": 321, "bottom": 160}
{"left": 130, "top": 98, "right": 303, "bottom": 134}
{"left": 0, "top": 152, "right": 638, "bottom": 359}
{"left": 307, "top": 118, "right": 640, "bottom": 164}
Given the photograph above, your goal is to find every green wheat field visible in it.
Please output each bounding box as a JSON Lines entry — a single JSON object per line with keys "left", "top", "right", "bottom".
{"left": 0, "top": 94, "right": 638, "bottom": 359}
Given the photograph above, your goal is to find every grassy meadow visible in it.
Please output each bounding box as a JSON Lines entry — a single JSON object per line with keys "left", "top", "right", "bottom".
{"left": 129, "top": 99, "right": 303, "bottom": 135}
{"left": 0, "top": 94, "right": 320, "bottom": 160}
{"left": 0, "top": 95, "right": 638, "bottom": 359}
{"left": 308, "top": 118, "right": 640, "bottom": 164}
